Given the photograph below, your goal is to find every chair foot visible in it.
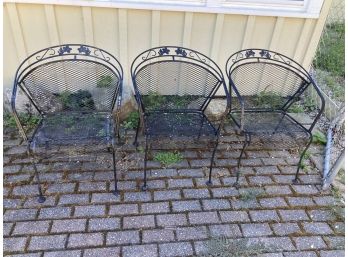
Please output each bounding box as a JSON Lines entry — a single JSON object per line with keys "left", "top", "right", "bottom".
{"left": 141, "top": 185, "right": 148, "bottom": 191}
{"left": 111, "top": 190, "right": 120, "bottom": 197}
{"left": 206, "top": 180, "right": 213, "bottom": 187}
{"left": 292, "top": 178, "right": 300, "bottom": 184}
{"left": 234, "top": 182, "right": 240, "bottom": 189}
{"left": 133, "top": 141, "right": 139, "bottom": 147}
{"left": 38, "top": 196, "right": 46, "bottom": 203}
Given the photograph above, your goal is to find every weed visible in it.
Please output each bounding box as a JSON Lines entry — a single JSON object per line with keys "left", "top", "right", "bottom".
{"left": 154, "top": 151, "right": 183, "bottom": 167}
{"left": 254, "top": 91, "right": 284, "bottom": 109}
{"left": 97, "top": 75, "right": 113, "bottom": 88}
{"left": 314, "top": 22, "right": 344, "bottom": 77}
{"left": 303, "top": 97, "right": 317, "bottom": 112}
{"left": 4, "top": 113, "right": 40, "bottom": 131}
{"left": 123, "top": 111, "right": 139, "bottom": 130}
{"left": 312, "top": 131, "right": 327, "bottom": 145}
{"left": 288, "top": 103, "right": 305, "bottom": 113}
{"left": 202, "top": 236, "right": 276, "bottom": 257}
{"left": 328, "top": 186, "right": 345, "bottom": 221}
{"left": 239, "top": 187, "right": 265, "bottom": 201}
{"left": 57, "top": 90, "right": 95, "bottom": 111}
{"left": 143, "top": 91, "right": 166, "bottom": 110}
{"left": 337, "top": 169, "right": 345, "bottom": 184}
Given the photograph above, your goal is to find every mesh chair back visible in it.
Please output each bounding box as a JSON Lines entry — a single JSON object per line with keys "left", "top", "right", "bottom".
{"left": 13, "top": 44, "right": 123, "bottom": 114}
{"left": 131, "top": 46, "right": 225, "bottom": 113}
{"left": 226, "top": 49, "right": 312, "bottom": 110}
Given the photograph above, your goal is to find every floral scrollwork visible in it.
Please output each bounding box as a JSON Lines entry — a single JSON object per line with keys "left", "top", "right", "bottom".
{"left": 245, "top": 50, "right": 255, "bottom": 58}
{"left": 158, "top": 47, "right": 170, "bottom": 56}
{"left": 259, "top": 50, "right": 271, "bottom": 59}
{"left": 78, "top": 45, "right": 91, "bottom": 55}
{"left": 58, "top": 45, "right": 72, "bottom": 56}
{"left": 175, "top": 47, "right": 187, "bottom": 57}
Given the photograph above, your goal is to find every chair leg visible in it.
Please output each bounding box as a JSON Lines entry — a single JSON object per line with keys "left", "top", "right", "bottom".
{"left": 234, "top": 133, "right": 249, "bottom": 189}
{"left": 133, "top": 118, "right": 141, "bottom": 147}
{"left": 141, "top": 136, "right": 149, "bottom": 191}
{"left": 29, "top": 151, "right": 46, "bottom": 203}
{"left": 293, "top": 135, "right": 313, "bottom": 184}
{"left": 206, "top": 137, "right": 219, "bottom": 186}
{"left": 111, "top": 147, "right": 119, "bottom": 196}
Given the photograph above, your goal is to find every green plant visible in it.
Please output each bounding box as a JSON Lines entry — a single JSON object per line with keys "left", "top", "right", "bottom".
{"left": 312, "top": 130, "right": 327, "bottom": 145}
{"left": 328, "top": 186, "right": 345, "bottom": 221}
{"left": 314, "top": 23, "right": 345, "bottom": 77}
{"left": 324, "top": 74, "right": 345, "bottom": 101}
{"left": 58, "top": 90, "right": 95, "bottom": 111}
{"left": 239, "top": 188, "right": 265, "bottom": 201}
{"left": 202, "top": 236, "right": 276, "bottom": 257}
{"left": 143, "top": 91, "right": 166, "bottom": 110}
{"left": 167, "top": 95, "right": 199, "bottom": 108}
{"left": 123, "top": 111, "right": 139, "bottom": 129}
{"left": 97, "top": 75, "right": 113, "bottom": 88}
{"left": 303, "top": 97, "right": 317, "bottom": 112}
{"left": 4, "top": 113, "right": 40, "bottom": 130}
{"left": 288, "top": 103, "right": 305, "bottom": 113}
{"left": 154, "top": 151, "right": 183, "bottom": 167}
{"left": 254, "top": 91, "right": 284, "bottom": 109}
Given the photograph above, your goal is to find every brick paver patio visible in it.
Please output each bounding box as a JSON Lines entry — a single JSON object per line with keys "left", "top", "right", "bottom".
{"left": 3, "top": 124, "right": 345, "bottom": 257}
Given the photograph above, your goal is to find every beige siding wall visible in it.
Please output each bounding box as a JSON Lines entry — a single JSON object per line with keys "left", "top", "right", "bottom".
{"left": 3, "top": 0, "right": 332, "bottom": 101}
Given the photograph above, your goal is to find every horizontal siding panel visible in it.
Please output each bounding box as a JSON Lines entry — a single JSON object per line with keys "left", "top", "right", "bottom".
{"left": 3, "top": 2, "right": 328, "bottom": 99}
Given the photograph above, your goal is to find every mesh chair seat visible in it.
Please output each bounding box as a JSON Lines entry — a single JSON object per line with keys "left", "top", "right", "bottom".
{"left": 30, "top": 112, "right": 113, "bottom": 149}
{"left": 144, "top": 112, "right": 217, "bottom": 137}
{"left": 231, "top": 111, "right": 310, "bottom": 148}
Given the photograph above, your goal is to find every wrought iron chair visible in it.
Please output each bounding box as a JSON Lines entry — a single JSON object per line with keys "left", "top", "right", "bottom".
{"left": 11, "top": 44, "right": 123, "bottom": 202}
{"left": 226, "top": 49, "right": 325, "bottom": 188}
{"left": 131, "top": 46, "right": 230, "bottom": 190}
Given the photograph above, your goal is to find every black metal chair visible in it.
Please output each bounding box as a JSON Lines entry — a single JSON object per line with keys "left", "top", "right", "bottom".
{"left": 131, "top": 46, "right": 230, "bottom": 190}
{"left": 11, "top": 44, "right": 123, "bottom": 202}
{"left": 225, "top": 49, "right": 325, "bottom": 187}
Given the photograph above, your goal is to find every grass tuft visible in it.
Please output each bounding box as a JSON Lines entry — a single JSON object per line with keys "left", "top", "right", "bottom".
{"left": 154, "top": 151, "right": 183, "bottom": 167}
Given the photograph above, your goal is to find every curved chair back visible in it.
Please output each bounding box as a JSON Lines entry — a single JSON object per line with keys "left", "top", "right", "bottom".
{"left": 12, "top": 44, "right": 123, "bottom": 115}
{"left": 226, "top": 49, "right": 316, "bottom": 111}
{"left": 131, "top": 46, "right": 227, "bottom": 114}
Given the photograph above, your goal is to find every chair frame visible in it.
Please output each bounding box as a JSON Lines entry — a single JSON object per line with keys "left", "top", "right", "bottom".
{"left": 11, "top": 44, "right": 123, "bottom": 202}
{"left": 131, "top": 46, "right": 231, "bottom": 190}
{"left": 226, "top": 49, "right": 325, "bottom": 187}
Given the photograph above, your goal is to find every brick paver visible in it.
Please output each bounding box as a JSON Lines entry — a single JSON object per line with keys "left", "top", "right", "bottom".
{"left": 3, "top": 130, "right": 344, "bottom": 256}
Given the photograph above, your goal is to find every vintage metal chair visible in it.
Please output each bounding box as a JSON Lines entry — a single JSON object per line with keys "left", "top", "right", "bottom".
{"left": 131, "top": 46, "right": 230, "bottom": 190}
{"left": 226, "top": 49, "right": 325, "bottom": 187}
{"left": 11, "top": 44, "right": 123, "bottom": 202}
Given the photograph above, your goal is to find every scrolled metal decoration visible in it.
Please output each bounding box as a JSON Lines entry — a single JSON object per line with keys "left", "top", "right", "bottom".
{"left": 175, "top": 47, "right": 187, "bottom": 57}
{"left": 78, "top": 45, "right": 91, "bottom": 55}
{"left": 259, "top": 50, "right": 271, "bottom": 59}
{"left": 231, "top": 52, "right": 244, "bottom": 63}
{"left": 158, "top": 47, "right": 170, "bottom": 56}
{"left": 94, "top": 48, "right": 111, "bottom": 62}
{"left": 272, "top": 53, "right": 292, "bottom": 65}
{"left": 142, "top": 49, "right": 157, "bottom": 60}
{"left": 58, "top": 45, "right": 72, "bottom": 56}
{"left": 245, "top": 50, "right": 255, "bottom": 58}
{"left": 188, "top": 50, "right": 206, "bottom": 63}
{"left": 36, "top": 48, "right": 56, "bottom": 60}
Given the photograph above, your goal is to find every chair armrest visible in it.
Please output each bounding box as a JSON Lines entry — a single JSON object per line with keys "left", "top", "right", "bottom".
{"left": 285, "top": 80, "right": 325, "bottom": 133}
{"left": 228, "top": 78, "right": 245, "bottom": 131}
{"left": 11, "top": 81, "right": 29, "bottom": 141}
{"left": 307, "top": 80, "right": 325, "bottom": 132}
